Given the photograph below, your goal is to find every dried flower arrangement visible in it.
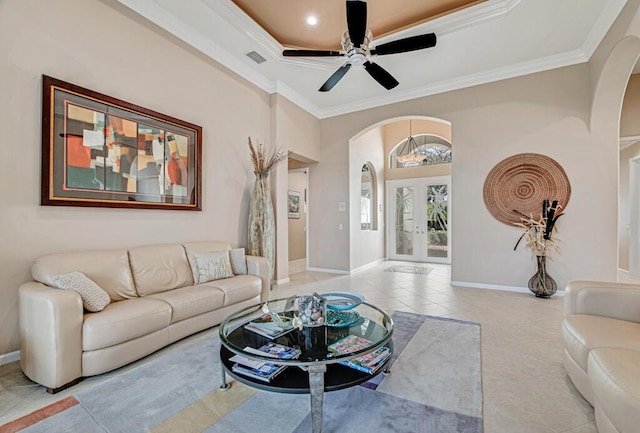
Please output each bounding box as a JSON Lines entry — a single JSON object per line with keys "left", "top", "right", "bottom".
{"left": 513, "top": 200, "right": 564, "bottom": 257}
{"left": 248, "top": 138, "right": 287, "bottom": 174}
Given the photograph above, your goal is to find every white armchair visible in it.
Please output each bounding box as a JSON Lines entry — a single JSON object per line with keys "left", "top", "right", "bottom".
{"left": 562, "top": 280, "right": 640, "bottom": 433}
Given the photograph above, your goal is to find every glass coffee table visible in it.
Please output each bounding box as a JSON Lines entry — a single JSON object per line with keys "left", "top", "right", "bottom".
{"left": 219, "top": 296, "right": 394, "bottom": 433}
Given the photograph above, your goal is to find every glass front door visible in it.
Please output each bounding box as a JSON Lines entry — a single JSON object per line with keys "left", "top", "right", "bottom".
{"left": 388, "top": 177, "right": 450, "bottom": 263}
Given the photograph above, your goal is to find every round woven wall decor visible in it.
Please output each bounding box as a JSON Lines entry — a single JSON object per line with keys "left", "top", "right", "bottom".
{"left": 483, "top": 153, "right": 571, "bottom": 226}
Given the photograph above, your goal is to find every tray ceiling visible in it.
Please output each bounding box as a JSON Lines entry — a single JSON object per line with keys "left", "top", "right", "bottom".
{"left": 116, "top": 0, "right": 628, "bottom": 118}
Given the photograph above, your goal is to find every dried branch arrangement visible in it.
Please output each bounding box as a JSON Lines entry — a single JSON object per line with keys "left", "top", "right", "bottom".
{"left": 248, "top": 138, "right": 287, "bottom": 173}
{"left": 513, "top": 200, "right": 564, "bottom": 257}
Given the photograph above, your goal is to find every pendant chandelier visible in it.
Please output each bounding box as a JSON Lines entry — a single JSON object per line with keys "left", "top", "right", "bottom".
{"left": 396, "top": 120, "right": 427, "bottom": 164}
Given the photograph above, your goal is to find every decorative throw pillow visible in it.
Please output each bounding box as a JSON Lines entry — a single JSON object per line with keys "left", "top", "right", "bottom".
{"left": 229, "top": 248, "right": 247, "bottom": 275}
{"left": 51, "top": 271, "right": 111, "bottom": 312}
{"left": 194, "top": 251, "right": 234, "bottom": 284}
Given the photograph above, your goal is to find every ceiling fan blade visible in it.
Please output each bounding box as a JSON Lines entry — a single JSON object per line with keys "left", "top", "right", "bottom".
{"left": 319, "top": 63, "right": 352, "bottom": 92}
{"left": 283, "top": 49, "right": 342, "bottom": 57}
{"left": 346, "top": 0, "right": 367, "bottom": 47}
{"left": 363, "top": 61, "right": 399, "bottom": 90}
{"left": 370, "top": 33, "right": 437, "bottom": 56}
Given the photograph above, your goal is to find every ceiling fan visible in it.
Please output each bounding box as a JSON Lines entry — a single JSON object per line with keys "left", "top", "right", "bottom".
{"left": 282, "top": 0, "right": 437, "bottom": 92}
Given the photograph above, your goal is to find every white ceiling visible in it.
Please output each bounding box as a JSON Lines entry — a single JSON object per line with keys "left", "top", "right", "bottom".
{"left": 116, "top": 0, "right": 627, "bottom": 119}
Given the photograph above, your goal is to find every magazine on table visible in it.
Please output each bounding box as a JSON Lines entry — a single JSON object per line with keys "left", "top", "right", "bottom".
{"left": 243, "top": 342, "right": 302, "bottom": 360}
{"left": 328, "top": 334, "right": 373, "bottom": 355}
{"left": 328, "top": 334, "right": 391, "bottom": 374}
{"left": 339, "top": 346, "right": 391, "bottom": 374}
{"left": 229, "top": 354, "right": 286, "bottom": 382}
{"left": 243, "top": 314, "right": 295, "bottom": 339}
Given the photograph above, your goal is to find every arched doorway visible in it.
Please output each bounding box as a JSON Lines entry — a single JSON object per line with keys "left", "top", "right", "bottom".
{"left": 591, "top": 36, "right": 640, "bottom": 277}
{"left": 348, "top": 116, "right": 452, "bottom": 269}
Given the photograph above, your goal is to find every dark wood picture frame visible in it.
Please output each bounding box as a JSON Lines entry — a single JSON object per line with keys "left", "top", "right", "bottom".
{"left": 41, "top": 75, "right": 202, "bottom": 210}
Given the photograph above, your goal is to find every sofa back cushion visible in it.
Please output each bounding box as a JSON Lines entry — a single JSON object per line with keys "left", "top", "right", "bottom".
{"left": 31, "top": 249, "right": 137, "bottom": 301}
{"left": 183, "top": 241, "right": 232, "bottom": 283}
{"left": 128, "top": 243, "right": 193, "bottom": 296}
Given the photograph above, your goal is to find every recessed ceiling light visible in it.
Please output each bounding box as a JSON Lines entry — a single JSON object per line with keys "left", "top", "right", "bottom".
{"left": 306, "top": 15, "right": 318, "bottom": 26}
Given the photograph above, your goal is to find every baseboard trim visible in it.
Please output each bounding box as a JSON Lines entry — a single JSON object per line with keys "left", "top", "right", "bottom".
{"left": 274, "top": 278, "right": 290, "bottom": 285}
{"left": 0, "top": 350, "right": 20, "bottom": 366}
{"left": 451, "top": 280, "right": 565, "bottom": 296}
{"left": 306, "top": 267, "right": 350, "bottom": 275}
{"left": 288, "top": 259, "right": 306, "bottom": 266}
{"left": 350, "top": 258, "right": 385, "bottom": 273}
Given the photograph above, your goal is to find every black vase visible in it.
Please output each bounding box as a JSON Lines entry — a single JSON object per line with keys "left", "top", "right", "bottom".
{"left": 528, "top": 255, "right": 557, "bottom": 298}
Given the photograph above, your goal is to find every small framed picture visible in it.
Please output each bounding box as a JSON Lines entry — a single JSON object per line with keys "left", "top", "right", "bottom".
{"left": 288, "top": 190, "right": 300, "bottom": 219}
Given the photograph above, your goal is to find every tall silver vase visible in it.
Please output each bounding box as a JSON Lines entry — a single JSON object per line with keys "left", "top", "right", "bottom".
{"left": 248, "top": 171, "right": 275, "bottom": 282}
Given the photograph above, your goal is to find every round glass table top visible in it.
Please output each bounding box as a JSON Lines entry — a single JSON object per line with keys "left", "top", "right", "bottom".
{"left": 219, "top": 296, "right": 394, "bottom": 367}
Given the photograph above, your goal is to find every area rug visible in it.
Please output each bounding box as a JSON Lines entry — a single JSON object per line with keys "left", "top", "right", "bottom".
{"left": 385, "top": 265, "right": 434, "bottom": 275}
{"left": 6, "top": 312, "right": 482, "bottom": 433}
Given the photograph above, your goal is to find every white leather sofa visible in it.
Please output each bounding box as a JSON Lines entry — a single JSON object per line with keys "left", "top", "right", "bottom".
{"left": 18, "top": 241, "right": 269, "bottom": 393}
{"left": 562, "top": 280, "right": 640, "bottom": 433}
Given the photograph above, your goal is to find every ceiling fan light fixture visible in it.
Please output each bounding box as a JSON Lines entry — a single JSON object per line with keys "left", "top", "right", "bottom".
{"left": 282, "top": 1, "right": 437, "bottom": 92}
{"left": 349, "top": 53, "right": 366, "bottom": 66}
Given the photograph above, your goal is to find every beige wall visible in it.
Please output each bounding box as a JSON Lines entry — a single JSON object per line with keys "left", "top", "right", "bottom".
{"left": 0, "top": 0, "right": 278, "bottom": 355}
{"left": 314, "top": 63, "right": 610, "bottom": 288}
{"left": 349, "top": 127, "right": 385, "bottom": 270}
{"left": 288, "top": 171, "right": 307, "bottom": 262}
{"left": 270, "top": 95, "right": 321, "bottom": 281}
{"left": 4, "top": 0, "right": 640, "bottom": 358}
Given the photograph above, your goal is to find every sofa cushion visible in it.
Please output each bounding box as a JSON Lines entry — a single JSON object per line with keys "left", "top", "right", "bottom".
{"left": 51, "top": 271, "right": 111, "bottom": 312}
{"left": 129, "top": 244, "right": 193, "bottom": 296}
{"left": 146, "top": 285, "right": 225, "bottom": 323}
{"left": 229, "top": 248, "right": 248, "bottom": 275}
{"left": 563, "top": 314, "right": 640, "bottom": 372}
{"left": 183, "top": 241, "right": 232, "bottom": 283}
{"left": 203, "top": 275, "right": 261, "bottom": 306}
{"left": 31, "top": 249, "right": 137, "bottom": 301}
{"left": 83, "top": 298, "right": 172, "bottom": 351}
{"left": 589, "top": 348, "right": 640, "bottom": 433}
{"left": 193, "top": 251, "right": 234, "bottom": 283}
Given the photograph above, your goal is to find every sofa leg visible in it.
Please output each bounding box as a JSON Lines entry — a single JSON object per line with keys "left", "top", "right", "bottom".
{"left": 46, "top": 378, "right": 80, "bottom": 394}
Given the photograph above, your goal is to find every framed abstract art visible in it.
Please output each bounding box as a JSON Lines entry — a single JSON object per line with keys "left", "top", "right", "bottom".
{"left": 41, "top": 75, "right": 202, "bottom": 210}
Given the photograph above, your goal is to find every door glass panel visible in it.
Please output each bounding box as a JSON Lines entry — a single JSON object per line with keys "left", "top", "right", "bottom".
{"left": 426, "top": 184, "right": 448, "bottom": 258}
{"left": 395, "top": 186, "right": 414, "bottom": 255}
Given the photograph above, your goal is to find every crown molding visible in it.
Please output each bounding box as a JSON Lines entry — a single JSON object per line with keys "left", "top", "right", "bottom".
{"left": 202, "top": 0, "right": 523, "bottom": 69}
{"left": 116, "top": 0, "right": 276, "bottom": 92}
{"left": 318, "top": 48, "right": 588, "bottom": 118}
{"left": 116, "top": 0, "right": 624, "bottom": 120}
{"left": 274, "top": 81, "right": 324, "bottom": 118}
{"left": 201, "top": 0, "right": 342, "bottom": 71}
{"left": 421, "top": 0, "right": 522, "bottom": 37}
{"left": 581, "top": 0, "right": 628, "bottom": 58}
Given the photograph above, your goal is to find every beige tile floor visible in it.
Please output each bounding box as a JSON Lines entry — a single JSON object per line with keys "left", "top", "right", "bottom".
{"left": 0, "top": 261, "right": 604, "bottom": 432}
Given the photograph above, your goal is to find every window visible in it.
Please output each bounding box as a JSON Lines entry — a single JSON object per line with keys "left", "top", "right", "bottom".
{"left": 390, "top": 135, "right": 451, "bottom": 169}
{"left": 360, "top": 163, "right": 377, "bottom": 230}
